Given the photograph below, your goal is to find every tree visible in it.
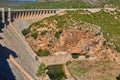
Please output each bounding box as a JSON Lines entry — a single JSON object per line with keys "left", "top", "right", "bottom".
{"left": 36, "top": 49, "right": 50, "bottom": 56}
{"left": 36, "top": 63, "right": 47, "bottom": 77}
{"left": 116, "top": 74, "right": 120, "bottom": 80}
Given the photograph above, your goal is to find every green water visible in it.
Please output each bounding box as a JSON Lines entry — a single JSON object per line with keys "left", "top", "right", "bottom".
{"left": 47, "top": 65, "right": 67, "bottom": 80}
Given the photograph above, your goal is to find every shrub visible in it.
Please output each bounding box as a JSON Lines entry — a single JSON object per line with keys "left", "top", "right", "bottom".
{"left": 72, "top": 53, "right": 79, "bottom": 59}
{"left": 35, "top": 56, "right": 38, "bottom": 61}
{"left": 116, "top": 74, "right": 120, "bottom": 80}
{"left": 36, "top": 49, "right": 50, "bottom": 56}
{"left": 41, "top": 30, "right": 48, "bottom": 36}
{"left": 55, "top": 30, "right": 63, "bottom": 39}
{"left": 85, "top": 55, "right": 90, "bottom": 58}
{"left": 66, "top": 61, "right": 72, "bottom": 66}
{"left": 31, "top": 32, "right": 38, "bottom": 39}
{"left": 36, "top": 63, "right": 47, "bottom": 77}
{"left": 22, "top": 28, "right": 30, "bottom": 36}
{"left": 48, "top": 44, "right": 52, "bottom": 47}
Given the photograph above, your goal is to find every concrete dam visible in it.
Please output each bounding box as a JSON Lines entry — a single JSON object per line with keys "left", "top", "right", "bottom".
{"left": 0, "top": 8, "right": 103, "bottom": 80}
{"left": 0, "top": 8, "right": 61, "bottom": 80}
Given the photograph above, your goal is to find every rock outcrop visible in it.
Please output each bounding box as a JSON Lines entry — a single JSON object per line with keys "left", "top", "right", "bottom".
{"left": 26, "top": 23, "right": 105, "bottom": 57}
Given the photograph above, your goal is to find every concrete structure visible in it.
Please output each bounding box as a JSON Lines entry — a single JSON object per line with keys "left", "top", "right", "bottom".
{"left": 0, "top": 8, "right": 117, "bottom": 80}
{"left": 0, "top": 8, "right": 117, "bottom": 24}
{"left": 2, "top": 8, "right": 5, "bottom": 23}
{"left": 0, "top": 8, "right": 62, "bottom": 23}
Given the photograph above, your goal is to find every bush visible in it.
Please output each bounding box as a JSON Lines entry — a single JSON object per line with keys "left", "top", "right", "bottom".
{"left": 48, "top": 44, "right": 52, "bottom": 47}
{"left": 41, "top": 30, "right": 48, "bottom": 36}
{"left": 116, "top": 74, "right": 120, "bottom": 80}
{"left": 36, "top": 49, "right": 50, "bottom": 56}
{"left": 22, "top": 28, "right": 30, "bottom": 36}
{"left": 85, "top": 55, "right": 90, "bottom": 58}
{"left": 66, "top": 61, "right": 72, "bottom": 66}
{"left": 72, "top": 53, "right": 79, "bottom": 59}
{"left": 103, "top": 40, "right": 107, "bottom": 46}
{"left": 31, "top": 32, "right": 38, "bottom": 39}
{"left": 36, "top": 63, "right": 47, "bottom": 77}
{"left": 55, "top": 30, "right": 63, "bottom": 39}
{"left": 35, "top": 56, "right": 38, "bottom": 61}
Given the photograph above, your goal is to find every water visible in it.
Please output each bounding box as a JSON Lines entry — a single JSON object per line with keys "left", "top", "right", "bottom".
{"left": 6, "top": 0, "right": 37, "bottom": 2}
{"left": 0, "top": 0, "right": 37, "bottom": 8}
{"left": 47, "top": 65, "right": 67, "bottom": 80}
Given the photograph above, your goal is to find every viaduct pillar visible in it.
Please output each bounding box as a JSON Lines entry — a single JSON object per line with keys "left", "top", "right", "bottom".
{"left": 2, "top": 8, "right": 5, "bottom": 23}
{"left": 8, "top": 8, "right": 11, "bottom": 22}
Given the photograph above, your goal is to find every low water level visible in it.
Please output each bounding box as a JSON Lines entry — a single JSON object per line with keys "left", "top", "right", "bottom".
{"left": 47, "top": 65, "right": 67, "bottom": 80}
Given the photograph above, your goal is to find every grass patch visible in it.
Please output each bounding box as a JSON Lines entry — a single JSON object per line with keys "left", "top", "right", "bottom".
{"left": 85, "top": 54, "right": 90, "bottom": 58}
{"left": 68, "top": 60, "right": 120, "bottom": 80}
{"left": 15, "top": 0, "right": 93, "bottom": 9}
{"left": 26, "top": 10, "right": 120, "bottom": 52}
{"left": 31, "top": 31, "right": 38, "bottom": 39}
{"left": 47, "top": 65, "right": 67, "bottom": 80}
{"left": 41, "top": 30, "right": 48, "bottom": 36}
{"left": 65, "top": 61, "right": 72, "bottom": 66}
{"left": 36, "top": 63, "right": 47, "bottom": 77}
{"left": 36, "top": 49, "right": 50, "bottom": 57}
{"left": 21, "top": 28, "right": 30, "bottom": 36}
{"left": 78, "top": 10, "right": 120, "bottom": 52}
{"left": 55, "top": 30, "right": 63, "bottom": 39}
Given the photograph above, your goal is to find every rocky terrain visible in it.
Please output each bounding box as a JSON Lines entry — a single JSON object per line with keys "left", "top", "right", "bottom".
{"left": 25, "top": 15, "right": 105, "bottom": 57}
{"left": 22, "top": 10, "right": 120, "bottom": 60}
{"left": 27, "top": 24, "right": 103, "bottom": 55}
{"left": 22, "top": 9, "right": 120, "bottom": 80}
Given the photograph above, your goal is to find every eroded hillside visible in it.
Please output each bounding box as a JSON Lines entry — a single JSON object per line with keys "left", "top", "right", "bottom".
{"left": 22, "top": 9, "right": 120, "bottom": 80}
{"left": 22, "top": 10, "right": 120, "bottom": 60}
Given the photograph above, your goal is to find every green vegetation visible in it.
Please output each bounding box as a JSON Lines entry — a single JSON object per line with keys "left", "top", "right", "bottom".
{"left": 55, "top": 30, "right": 63, "bottom": 39}
{"left": 107, "top": 0, "right": 120, "bottom": 8}
{"left": 1, "top": 0, "right": 120, "bottom": 9}
{"left": 116, "top": 74, "right": 120, "bottom": 80}
{"left": 72, "top": 53, "right": 79, "bottom": 59}
{"left": 9, "top": 0, "right": 120, "bottom": 9}
{"left": 25, "top": 9, "right": 120, "bottom": 52}
{"left": 85, "top": 54, "right": 90, "bottom": 58}
{"left": 31, "top": 32, "right": 38, "bottom": 39}
{"left": 15, "top": 0, "right": 92, "bottom": 9}
{"left": 35, "top": 56, "right": 38, "bottom": 61}
{"left": 65, "top": 60, "right": 72, "bottom": 66}
{"left": 36, "top": 63, "right": 47, "bottom": 77}
{"left": 41, "top": 30, "right": 48, "bottom": 36}
{"left": 36, "top": 49, "right": 50, "bottom": 57}
{"left": 68, "top": 60, "right": 120, "bottom": 80}
{"left": 22, "top": 28, "right": 30, "bottom": 36}
{"left": 77, "top": 10, "right": 120, "bottom": 52}
{"left": 47, "top": 65, "right": 67, "bottom": 80}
